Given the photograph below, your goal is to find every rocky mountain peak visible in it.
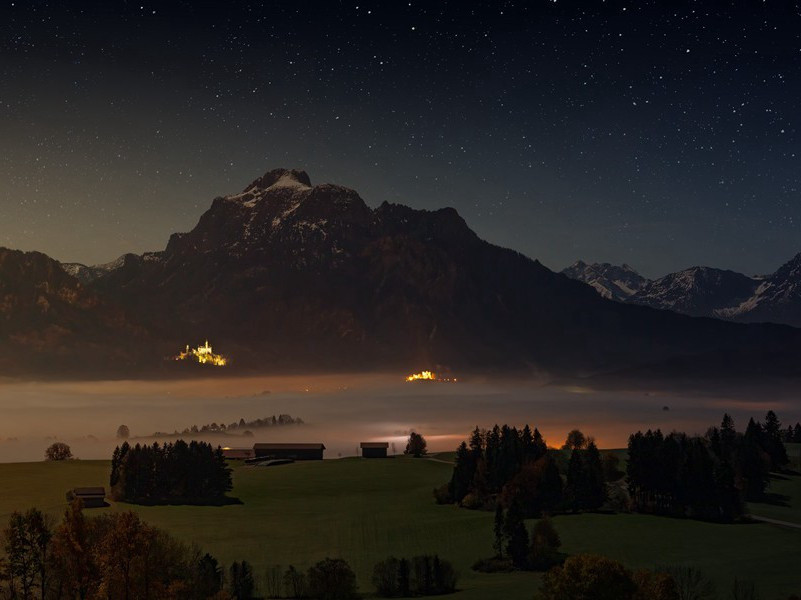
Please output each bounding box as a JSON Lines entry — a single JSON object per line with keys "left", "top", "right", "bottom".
{"left": 243, "top": 168, "right": 312, "bottom": 193}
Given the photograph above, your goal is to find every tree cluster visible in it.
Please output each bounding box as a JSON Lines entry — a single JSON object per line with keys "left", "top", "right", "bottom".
{"left": 439, "top": 425, "right": 606, "bottom": 517}
{"left": 262, "top": 559, "right": 358, "bottom": 599}
{"left": 783, "top": 422, "right": 801, "bottom": 444}
{"left": 476, "top": 509, "right": 563, "bottom": 572}
{"left": 152, "top": 414, "right": 304, "bottom": 438}
{"left": 110, "top": 440, "right": 233, "bottom": 504}
{"left": 629, "top": 411, "right": 791, "bottom": 521}
{"left": 372, "top": 555, "right": 457, "bottom": 597}
{"left": 444, "top": 425, "right": 548, "bottom": 508}
{"left": 0, "top": 502, "right": 228, "bottom": 600}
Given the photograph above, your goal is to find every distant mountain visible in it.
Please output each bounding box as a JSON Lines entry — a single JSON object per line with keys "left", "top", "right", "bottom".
{"left": 0, "top": 248, "right": 149, "bottom": 375}
{"left": 60, "top": 254, "right": 135, "bottom": 284}
{"left": 720, "top": 253, "right": 801, "bottom": 327}
{"left": 561, "top": 261, "right": 647, "bottom": 302}
{"left": 3, "top": 167, "right": 801, "bottom": 378}
{"left": 629, "top": 267, "right": 761, "bottom": 318}
{"left": 563, "top": 256, "right": 801, "bottom": 328}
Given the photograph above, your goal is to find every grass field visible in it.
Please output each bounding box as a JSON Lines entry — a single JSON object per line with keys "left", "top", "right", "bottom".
{"left": 1, "top": 457, "right": 801, "bottom": 599}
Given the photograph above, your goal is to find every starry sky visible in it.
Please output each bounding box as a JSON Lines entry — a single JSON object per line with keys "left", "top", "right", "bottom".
{"left": 2, "top": 1, "right": 801, "bottom": 278}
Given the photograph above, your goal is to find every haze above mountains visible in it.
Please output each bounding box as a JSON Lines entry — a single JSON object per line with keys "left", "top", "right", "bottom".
{"left": 1, "top": 168, "right": 800, "bottom": 379}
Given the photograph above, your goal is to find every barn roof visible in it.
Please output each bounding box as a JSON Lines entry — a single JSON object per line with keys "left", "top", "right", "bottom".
{"left": 253, "top": 443, "right": 326, "bottom": 450}
{"left": 360, "top": 442, "right": 389, "bottom": 448}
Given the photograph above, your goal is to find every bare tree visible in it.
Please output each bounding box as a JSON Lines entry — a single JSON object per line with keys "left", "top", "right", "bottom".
{"left": 264, "top": 565, "right": 282, "bottom": 599}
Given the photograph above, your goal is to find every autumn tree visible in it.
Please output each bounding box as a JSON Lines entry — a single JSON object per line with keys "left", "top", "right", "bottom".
{"left": 539, "top": 554, "right": 637, "bottom": 600}
{"left": 529, "top": 517, "right": 562, "bottom": 571}
{"left": 50, "top": 500, "right": 95, "bottom": 600}
{"left": 2, "top": 508, "right": 53, "bottom": 600}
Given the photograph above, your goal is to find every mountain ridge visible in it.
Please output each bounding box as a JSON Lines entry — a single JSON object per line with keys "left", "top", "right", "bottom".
{"left": 562, "top": 256, "right": 801, "bottom": 327}
{"left": 2, "top": 167, "right": 800, "bottom": 378}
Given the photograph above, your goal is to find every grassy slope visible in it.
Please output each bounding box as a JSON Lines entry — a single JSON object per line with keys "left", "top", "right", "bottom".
{"left": 1, "top": 458, "right": 801, "bottom": 599}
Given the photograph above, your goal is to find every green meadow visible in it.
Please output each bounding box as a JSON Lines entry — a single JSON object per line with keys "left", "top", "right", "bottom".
{"left": 1, "top": 456, "right": 800, "bottom": 599}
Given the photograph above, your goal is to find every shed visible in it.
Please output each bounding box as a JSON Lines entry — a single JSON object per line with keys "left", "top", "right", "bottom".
{"left": 360, "top": 442, "right": 389, "bottom": 458}
{"left": 67, "top": 487, "right": 106, "bottom": 508}
{"left": 253, "top": 443, "right": 325, "bottom": 461}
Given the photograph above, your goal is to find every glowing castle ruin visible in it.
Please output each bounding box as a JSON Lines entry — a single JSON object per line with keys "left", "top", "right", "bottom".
{"left": 174, "top": 340, "right": 227, "bottom": 367}
{"left": 405, "top": 370, "right": 456, "bottom": 383}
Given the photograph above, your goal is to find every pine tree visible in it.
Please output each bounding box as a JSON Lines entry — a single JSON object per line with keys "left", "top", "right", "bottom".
{"left": 493, "top": 504, "right": 505, "bottom": 559}
{"left": 764, "top": 410, "right": 789, "bottom": 469}
{"left": 584, "top": 442, "right": 607, "bottom": 510}
{"left": 503, "top": 502, "right": 529, "bottom": 569}
{"left": 566, "top": 449, "right": 587, "bottom": 511}
{"left": 450, "top": 442, "right": 474, "bottom": 503}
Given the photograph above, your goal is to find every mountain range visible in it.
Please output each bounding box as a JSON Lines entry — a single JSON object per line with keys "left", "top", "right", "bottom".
{"left": 2, "top": 168, "right": 800, "bottom": 379}
{"left": 562, "top": 257, "right": 801, "bottom": 328}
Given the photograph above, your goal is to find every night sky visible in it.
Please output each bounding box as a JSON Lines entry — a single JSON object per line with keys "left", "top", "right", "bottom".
{"left": 2, "top": 1, "right": 801, "bottom": 278}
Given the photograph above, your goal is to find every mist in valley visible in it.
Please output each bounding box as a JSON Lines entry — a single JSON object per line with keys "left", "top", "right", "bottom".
{"left": 0, "top": 373, "right": 799, "bottom": 463}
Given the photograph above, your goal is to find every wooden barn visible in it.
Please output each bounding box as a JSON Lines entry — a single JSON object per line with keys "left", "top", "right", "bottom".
{"left": 253, "top": 443, "right": 325, "bottom": 461}
{"left": 221, "top": 447, "right": 255, "bottom": 460}
{"left": 66, "top": 487, "right": 106, "bottom": 508}
{"left": 360, "top": 442, "right": 389, "bottom": 458}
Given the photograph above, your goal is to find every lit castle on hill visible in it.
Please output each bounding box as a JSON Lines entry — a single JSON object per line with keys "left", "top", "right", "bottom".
{"left": 174, "top": 340, "right": 227, "bottom": 367}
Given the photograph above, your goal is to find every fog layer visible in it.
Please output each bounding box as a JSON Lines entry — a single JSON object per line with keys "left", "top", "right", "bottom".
{"left": 0, "top": 373, "right": 798, "bottom": 463}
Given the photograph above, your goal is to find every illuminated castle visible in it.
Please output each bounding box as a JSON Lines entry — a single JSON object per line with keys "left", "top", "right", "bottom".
{"left": 174, "top": 340, "right": 227, "bottom": 367}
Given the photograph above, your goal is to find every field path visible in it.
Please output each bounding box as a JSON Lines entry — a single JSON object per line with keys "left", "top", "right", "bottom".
{"left": 423, "top": 456, "right": 454, "bottom": 465}
{"left": 748, "top": 515, "right": 801, "bottom": 530}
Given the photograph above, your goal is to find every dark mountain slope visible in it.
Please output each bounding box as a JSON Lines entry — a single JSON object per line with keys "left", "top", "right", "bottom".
{"left": 89, "top": 168, "right": 801, "bottom": 376}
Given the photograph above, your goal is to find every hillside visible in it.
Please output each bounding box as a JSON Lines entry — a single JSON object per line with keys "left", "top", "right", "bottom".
{"left": 2, "top": 458, "right": 801, "bottom": 599}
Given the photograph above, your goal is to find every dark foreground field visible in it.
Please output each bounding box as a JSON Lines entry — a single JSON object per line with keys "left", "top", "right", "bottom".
{"left": 1, "top": 456, "right": 801, "bottom": 599}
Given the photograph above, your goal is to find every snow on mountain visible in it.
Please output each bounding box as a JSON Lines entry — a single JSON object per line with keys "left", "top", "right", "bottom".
{"left": 59, "top": 253, "right": 141, "bottom": 284}
{"left": 722, "top": 253, "right": 801, "bottom": 327}
{"left": 566, "top": 256, "right": 801, "bottom": 328}
{"left": 561, "top": 261, "right": 648, "bottom": 302}
{"left": 627, "top": 266, "right": 760, "bottom": 318}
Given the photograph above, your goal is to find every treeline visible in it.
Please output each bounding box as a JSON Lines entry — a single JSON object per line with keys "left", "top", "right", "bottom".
{"left": 261, "top": 555, "right": 459, "bottom": 599}
{"left": 474, "top": 511, "right": 564, "bottom": 573}
{"left": 255, "top": 559, "right": 361, "bottom": 599}
{"left": 628, "top": 411, "right": 788, "bottom": 522}
{"left": 536, "top": 555, "right": 783, "bottom": 600}
{"left": 783, "top": 421, "right": 801, "bottom": 443}
{"left": 1, "top": 502, "right": 228, "bottom": 600}
{"left": 436, "top": 425, "right": 608, "bottom": 517}
{"left": 152, "top": 414, "right": 304, "bottom": 437}
{"left": 372, "top": 555, "right": 457, "bottom": 597}
{"left": 110, "top": 440, "right": 233, "bottom": 504}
